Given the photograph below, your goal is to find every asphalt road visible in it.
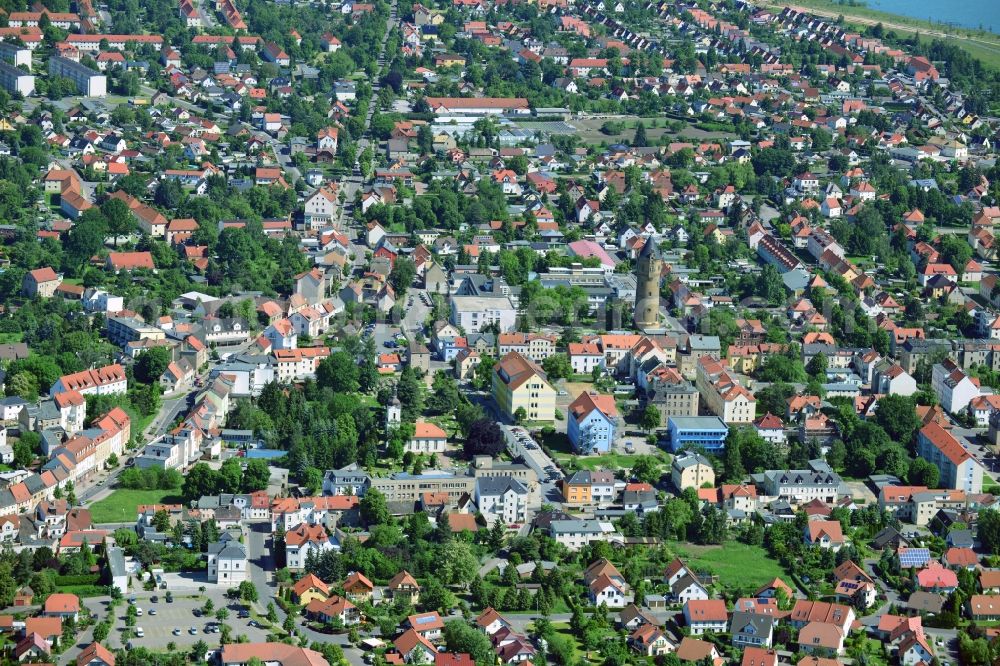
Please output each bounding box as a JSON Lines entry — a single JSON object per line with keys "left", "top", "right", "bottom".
{"left": 245, "top": 522, "right": 368, "bottom": 665}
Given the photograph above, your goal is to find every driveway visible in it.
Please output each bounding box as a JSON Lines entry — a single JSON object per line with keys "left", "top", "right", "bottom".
{"left": 860, "top": 558, "right": 900, "bottom": 627}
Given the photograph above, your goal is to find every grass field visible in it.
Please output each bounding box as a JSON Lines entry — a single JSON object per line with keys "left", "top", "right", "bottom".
{"left": 669, "top": 542, "right": 790, "bottom": 590}
{"left": 762, "top": 0, "right": 1000, "bottom": 70}
{"left": 89, "top": 488, "right": 183, "bottom": 524}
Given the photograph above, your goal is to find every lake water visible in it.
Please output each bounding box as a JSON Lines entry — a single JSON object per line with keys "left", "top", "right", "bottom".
{"left": 865, "top": 0, "right": 1000, "bottom": 34}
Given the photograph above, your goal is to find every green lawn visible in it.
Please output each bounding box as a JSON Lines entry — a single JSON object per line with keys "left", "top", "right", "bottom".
{"left": 542, "top": 429, "right": 668, "bottom": 472}
{"left": 0, "top": 332, "right": 22, "bottom": 343}
{"left": 88, "top": 488, "right": 183, "bottom": 523}
{"left": 669, "top": 542, "right": 790, "bottom": 590}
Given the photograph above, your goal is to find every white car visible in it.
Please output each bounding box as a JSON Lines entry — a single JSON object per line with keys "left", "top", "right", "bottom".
{"left": 135, "top": 627, "right": 144, "bottom": 638}
{"left": 135, "top": 608, "right": 143, "bottom": 617}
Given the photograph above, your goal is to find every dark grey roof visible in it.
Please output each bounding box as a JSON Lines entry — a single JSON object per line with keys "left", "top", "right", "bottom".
{"left": 476, "top": 476, "right": 528, "bottom": 496}
{"left": 730, "top": 610, "right": 772, "bottom": 635}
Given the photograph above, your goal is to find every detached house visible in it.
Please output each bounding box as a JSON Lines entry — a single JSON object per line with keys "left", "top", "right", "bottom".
{"left": 805, "top": 520, "right": 845, "bottom": 551}
{"left": 730, "top": 611, "right": 774, "bottom": 649}
{"left": 664, "top": 558, "right": 708, "bottom": 603}
{"left": 584, "top": 559, "right": 629, "bottom": 608}
{"left": 684, "top": 599, "right": 728, "bottom": 634}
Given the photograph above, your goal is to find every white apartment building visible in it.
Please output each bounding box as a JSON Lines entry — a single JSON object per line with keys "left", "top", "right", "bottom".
{"left": 475, "top": 476, "right": 528, "bottom": 525}
{"left": 207, "top": 538, "right": 248, "bottom": 584}
{"left": 48, "top": 56, "right": 106, "bottom": 96}
{"left": 931, "top": 358, "right": 981, "bottom": 414}
{"left": 449, "top": 295, "right": 517, "bottom": 333}
{"left": 0, "top": 61, "right": 33, "bottom": 96}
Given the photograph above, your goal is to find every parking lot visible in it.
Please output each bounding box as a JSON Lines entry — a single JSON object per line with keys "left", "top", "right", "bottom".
{"left": 504, "top": 425, "right": 562, "bottom": 483}
{"left": 107, "top": 591, "right": 272, "bottom": 650}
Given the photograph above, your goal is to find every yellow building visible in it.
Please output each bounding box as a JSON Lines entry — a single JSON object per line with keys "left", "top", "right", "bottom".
{"left": 291, "top": 573, "right": 330, "bottom": 605}
{"left": 492, "top": 351, "right": 556, "bottom": 422}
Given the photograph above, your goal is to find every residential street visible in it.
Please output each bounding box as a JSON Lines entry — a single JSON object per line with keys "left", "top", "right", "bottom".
{"left": 245, "top": 523, "right": 368, "bottom": 665}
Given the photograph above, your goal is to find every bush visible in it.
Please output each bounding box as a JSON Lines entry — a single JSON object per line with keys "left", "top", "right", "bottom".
{"left": 118, "top": 466, "right": 182, "bottom": 490}
{"left": 55, "top": 574, "right": 100, "bottom": 586}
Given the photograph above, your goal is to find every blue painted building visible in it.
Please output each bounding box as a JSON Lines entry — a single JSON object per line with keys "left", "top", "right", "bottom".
{"left": 667, "top": 416, "right": 728, "bottom": 453}
{"left": 567, "top": 392, "right": 618, "bottom": 454}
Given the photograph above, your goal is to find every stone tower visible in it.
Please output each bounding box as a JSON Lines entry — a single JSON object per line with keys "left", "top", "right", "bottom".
{"left": 634, "top": 239, "right": 662, "bottom": 329}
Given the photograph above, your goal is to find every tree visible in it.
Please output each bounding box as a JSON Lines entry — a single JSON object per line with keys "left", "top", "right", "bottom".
{"left": 360, "top": 488, "right": 391, "bottom": 526}
{"left": 242, "top": 458, "right": 270, "bottom": 492}
{"left": 632, "top": 121, "right": 647, "bottom": 147}
{"left": 182, "top": 463, "right": 222, "bottom": 502}
{"left": 152, "top": 509, "right": 171, "bottom": 533}
{"left": 7, "top": 372, "right": 39, "bottom": 400}
{"left": 629, "top": 456, "right": 661, "bottom": 484}
{"left": 420, "top": 578, "right": 457, "bottom": 613}
{"left": 723, "top": 430, "right": 745, "bottom": 482}
{"left": 238, "top": 580, "right": 258, "bottom": 603}
{"left": 397, "top": 367, "right": 424, "bottom": 420}
{"left": 101, "top": 197, "right": 136, "bottom": 246}
{"left": 488, "top": 518, "right": 506, "bottom": 552}
{"left": 191, "top": 640, "right": 209, "bottom": 662}
{"left": 426, "top": 372, "right": 462, "bottom": 416}
{"left": 978, "top": 509, "right": 1000, "bottom": 555}
{"left": 640, "top": 405, "right": 661, "bottom": 433}
{"left": 219, "top": 457, "right": 244, "bottom": 494}
{"left": 908, "top": 457, "right": 940, "bottom": 488}
{"left": 316, "top": 352, "right": 359, "bottom": 393}
{"left": 389, "top": 257, "right": 417, "bottom": 295}
{"left": 940, "top": 233, "right": 974, "bottom": 274}
{"left": 872, "top": 394, "right": 921, "bottom": 448}
{"left": 438, "top": 540, "right": 479, "bottom": 587}
{"left": 64, "top": 209, "right": 108, "bottom": 267}
{"left": 758, "top": 355, "right": 806, "bottom": 383}
{"left": 464, "top": 418, "right": 505, "bottom": 458}
{"left": 541, "top": 353, "right": 572, "bottom": 382}
{"left": 806, "top": 352, "right": 828, "bottom": 378}
{"left": 443, "top": 619, "right": 495, "bottom": 664}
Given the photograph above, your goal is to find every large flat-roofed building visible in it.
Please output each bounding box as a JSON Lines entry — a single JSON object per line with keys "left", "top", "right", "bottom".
{"left": 0, "top": 61, "right": 33, "bottom": 96}
{"left": 667, "top": 416, "right": 728, "bottom": 452}
{"left": 0, "top": 41, "right": 32, "bottom": 67}
{"left": 48, "top": 56, "right": 106, "bottom": 96}
{"left": 424, "top": 96, "right": 530, "bottom": 116}
{"left": 369, "top": 471, "right": 476, "bottom": 504}
{"left": 449, "top": 295, "right": 517, "bottom": 333}
{"left": 106, "top": 315, "right": 166, "bottom": 348}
